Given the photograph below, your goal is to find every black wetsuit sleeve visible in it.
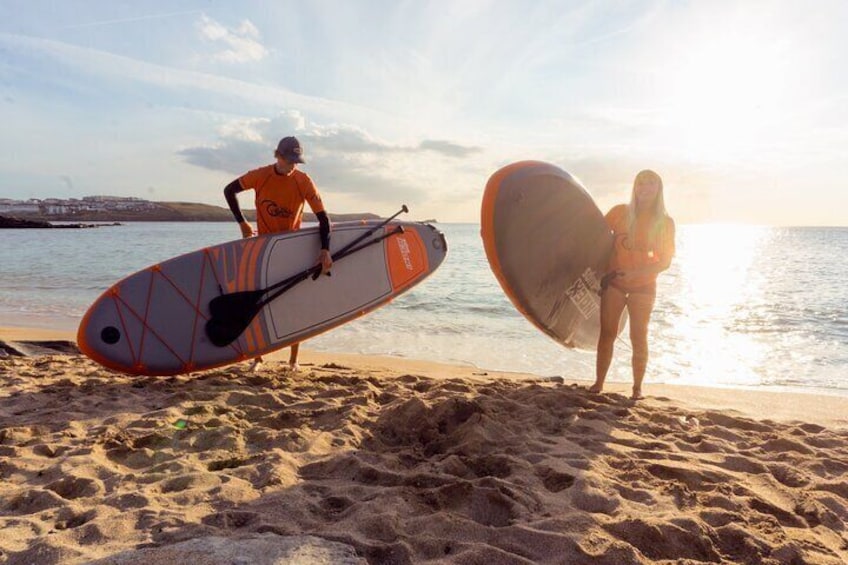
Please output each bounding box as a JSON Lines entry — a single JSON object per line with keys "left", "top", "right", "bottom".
{"left": 316, "top": 211, "right": 331, "bottom": 250}
{"left": 223, "top": 179, "right": 246, "bottom": 223}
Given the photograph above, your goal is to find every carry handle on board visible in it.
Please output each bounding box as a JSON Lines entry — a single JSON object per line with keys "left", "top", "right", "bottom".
{"left": 205, "top": 209, "right": 408, "bottom": 348}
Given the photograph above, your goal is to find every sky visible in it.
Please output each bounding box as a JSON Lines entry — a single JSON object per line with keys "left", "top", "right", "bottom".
{"left": 1, "top": 0, "right": 846, "bottom": 225}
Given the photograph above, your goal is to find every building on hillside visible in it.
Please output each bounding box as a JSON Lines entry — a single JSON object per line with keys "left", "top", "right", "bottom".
{"left": 0, "top": 200, "right": 40, "bottom": 214}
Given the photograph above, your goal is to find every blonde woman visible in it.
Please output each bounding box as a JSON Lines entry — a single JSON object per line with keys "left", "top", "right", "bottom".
{"left": 590, "top": 170, "right": 675, "bottom": 399}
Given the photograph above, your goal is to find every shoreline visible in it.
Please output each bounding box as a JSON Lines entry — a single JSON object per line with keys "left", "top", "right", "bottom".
{"left": 0, "top": 315, "right": 848, "bottom": 400}
{"left": 3, "top": 324, "right": 847, "bottom": 430}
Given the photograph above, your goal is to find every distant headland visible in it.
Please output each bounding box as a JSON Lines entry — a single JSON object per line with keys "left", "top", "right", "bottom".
{"left": 0, "top": 216, "right": 122, "bottom": 229}
{"left": 0, "top": 196, "right": 385, "bottom": 226}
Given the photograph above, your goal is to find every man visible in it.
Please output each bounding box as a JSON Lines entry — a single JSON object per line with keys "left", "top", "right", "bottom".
{"left": 223, "top": 136, "right": 332, "bottom": 372}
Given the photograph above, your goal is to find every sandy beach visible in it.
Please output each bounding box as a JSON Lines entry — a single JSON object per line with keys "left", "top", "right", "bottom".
{"left": 1, "top": 326, "right": 847, "bottom": 564}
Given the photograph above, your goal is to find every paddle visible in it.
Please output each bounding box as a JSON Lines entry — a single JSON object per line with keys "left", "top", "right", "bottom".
{"left": 210, "top": 204, "right": 407, "bottom": 321}
{"left": 205, "top": 222, "right": 406, "bottom": 347}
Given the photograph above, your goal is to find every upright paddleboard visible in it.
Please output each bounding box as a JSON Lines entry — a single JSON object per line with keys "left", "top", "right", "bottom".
{"left": 78, "top": 220, "right": 447, "bottom": 376}
{"left": 481, "top": 161, "right": 616, "bottom": 350}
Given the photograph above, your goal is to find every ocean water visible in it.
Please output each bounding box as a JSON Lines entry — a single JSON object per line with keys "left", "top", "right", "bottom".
{"left": 1, "top": 222, "right": 846, "bottom": 396}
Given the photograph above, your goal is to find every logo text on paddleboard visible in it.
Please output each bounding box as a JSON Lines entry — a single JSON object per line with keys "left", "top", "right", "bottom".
{"left": 396, "top": 237, "right": 414, "bottom": 270}
{"left": 566, "top": 268, "right": 601, "bottom": 319}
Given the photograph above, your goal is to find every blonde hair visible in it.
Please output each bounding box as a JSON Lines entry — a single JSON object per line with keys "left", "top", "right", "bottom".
{"left": 627, "top": 169, "right": 668, "bottom": 243}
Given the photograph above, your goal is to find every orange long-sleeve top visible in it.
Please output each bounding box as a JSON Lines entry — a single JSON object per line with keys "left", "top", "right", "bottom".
{"left": 605, "top": 204, "right": 675, "bottom": 292}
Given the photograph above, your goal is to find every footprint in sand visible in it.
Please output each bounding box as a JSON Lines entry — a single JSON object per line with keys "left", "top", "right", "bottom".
{"left": 421, "top": 481, "right": 519, "bottom": 527}
{"left": 53, "top": 507, "right": 97, "bottom": 531}
{"left": 605, "top": 517, "right": 721, "bottom": 562}
{"left": 3, "top": 489, "right": 66, "bottom": 514}
{"left": 316, "top": 495, "right": 356, "bottom": 521}
{"left": 45, "top": 476, "right": 105, "bottom": 500}
{"left": 465, "top": 454, "right": 513, "bottom": 479}
{"left": 535, "top": 466, "right": 576, "bottom": 493}
{"left": 202, "top": 510, "right": 260, "bottom": 529}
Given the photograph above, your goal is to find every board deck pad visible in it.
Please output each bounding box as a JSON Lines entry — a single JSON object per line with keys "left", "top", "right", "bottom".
{"left": 481, "top": 161, "right": 617, "bottom": 350}
{"left": 78, "top": 220, "right": 446, "bottom": 375}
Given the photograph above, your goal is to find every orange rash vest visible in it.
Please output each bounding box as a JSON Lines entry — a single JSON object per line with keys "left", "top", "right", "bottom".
{"left": 238, "top": 165, "right": 326, "bottom": 235}
{"left": 605, "top": 204, "right": 675, "bottom": 292}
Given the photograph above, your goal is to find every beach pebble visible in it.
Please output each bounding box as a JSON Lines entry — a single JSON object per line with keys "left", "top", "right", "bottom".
{"left": 538, "top": 375, "right": 564, "bottom": 384}
{"left": 678, "top": 416, "right": 700, "bottom": 429}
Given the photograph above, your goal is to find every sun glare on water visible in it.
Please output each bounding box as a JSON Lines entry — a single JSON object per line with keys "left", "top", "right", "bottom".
{"left": 660, "top": 224, "right": 770, "bottom": 386}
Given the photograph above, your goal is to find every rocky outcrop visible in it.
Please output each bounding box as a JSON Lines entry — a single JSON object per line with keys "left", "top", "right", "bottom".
{"left": 0, "top": 215, "right": 120, "bottom": 228}
{"left": 0, "top": 215, "right": 53, "bottom": 228}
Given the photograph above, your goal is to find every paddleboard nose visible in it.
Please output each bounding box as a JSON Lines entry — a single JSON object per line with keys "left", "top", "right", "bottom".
{"left": 77, "top": 293, "right": 138, "bottom": 374}
{"left": 423, "top": 223, "right": 448, "bottom": 267}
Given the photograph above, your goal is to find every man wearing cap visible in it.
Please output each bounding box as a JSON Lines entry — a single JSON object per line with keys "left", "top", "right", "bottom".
{"left": 223, "top": 135, "right": 332, "bottom": 372}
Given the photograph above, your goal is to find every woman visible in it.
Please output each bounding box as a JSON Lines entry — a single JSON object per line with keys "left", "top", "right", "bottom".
{"left": 590, "top": 169, "right": 675, "bottom": 400}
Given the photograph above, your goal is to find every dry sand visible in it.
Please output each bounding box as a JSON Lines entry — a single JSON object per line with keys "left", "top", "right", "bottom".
{"left": 1, "top": 326, "right": 847, "bottom": 564}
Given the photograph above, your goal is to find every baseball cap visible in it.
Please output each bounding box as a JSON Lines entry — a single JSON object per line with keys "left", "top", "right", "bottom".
{"left": 276, "top": 136, "right": 305, "bottom": 163}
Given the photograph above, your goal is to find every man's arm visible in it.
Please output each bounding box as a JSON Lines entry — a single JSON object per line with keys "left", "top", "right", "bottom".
{"left": 313, "top": 210, "right": 332, "bottom": 275}
{"left": 302, "top": 178, "right": 332, "bottom": 273}
{"left": 224, "top": 179, "right": 254, "bottom": 238}
{"left": 315, "top": 210, "right": 330, "bottom": 250}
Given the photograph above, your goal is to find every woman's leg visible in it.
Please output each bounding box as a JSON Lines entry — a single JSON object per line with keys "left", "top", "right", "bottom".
{"left": 289, "top": 342, "right": 300, "bottom": 371}
{"left": 592, "top": 286, "right": 627, "bottom": 393}
{"left": 626, "top": 291, "right": 656, "bottom": 399}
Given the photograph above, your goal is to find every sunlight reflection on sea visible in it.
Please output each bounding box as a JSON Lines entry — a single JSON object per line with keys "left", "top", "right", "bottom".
{"left": 1, "top": 222, "right": 846, "bottom": 395}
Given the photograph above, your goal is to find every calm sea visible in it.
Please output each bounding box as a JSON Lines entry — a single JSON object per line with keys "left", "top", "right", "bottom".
{"left": 1, "top": 222, "right": 846, "bottom": 396}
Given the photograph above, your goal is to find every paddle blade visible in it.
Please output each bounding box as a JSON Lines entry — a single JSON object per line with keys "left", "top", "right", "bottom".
{"left": 205, "top": 291, "right": 264, "bottom": 347}
{"left": 208, "top": 289, "right": 263, "bottom": 318}
{"left": 205, "top": 317, "right": 250, "bottom": 348}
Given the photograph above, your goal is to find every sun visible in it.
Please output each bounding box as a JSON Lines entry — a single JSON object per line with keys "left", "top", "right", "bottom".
{"left": 661, "top": 23, "right": 798, "bottom": 162}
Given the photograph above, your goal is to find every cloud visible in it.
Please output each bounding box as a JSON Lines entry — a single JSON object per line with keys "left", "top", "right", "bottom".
{"left": 177, "top": 110, "right": 306, "bottom": 173}
{"left": 177, "top": 140, "right": 265, "bottom": 176}
{"left": 178, "top": 114, "right": 481, "bottom": 171}
{"left": 0, "top": 32, "right": 420, "bottom": 145}
{"left": 293, "top": 125, "right": 483, "bottom": 158}
{"left": 176, "top": 114, "right": 485, "bottom": 204}
{"left": 196, "top": 15, "right": 267, "bottom": 63}
{"left": 303, "top": 126, "right": 390, "bottom": 154}
{"left": 309, "top": 155, "right": 428, "bottom": 204}
{"left": 419, "top": 139, "right": 482, "bottom": 158}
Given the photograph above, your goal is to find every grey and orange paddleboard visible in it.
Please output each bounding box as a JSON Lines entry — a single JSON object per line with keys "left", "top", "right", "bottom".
{"left": 481, "top": 161, "right": 616, "bottom": 350}
{"left": 78, "top": 220, "right": 446, "bottom": 375}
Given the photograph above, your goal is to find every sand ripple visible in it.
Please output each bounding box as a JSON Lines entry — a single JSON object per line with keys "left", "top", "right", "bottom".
{"left": 2, "top": 354, "right": 847, "bottom": 564}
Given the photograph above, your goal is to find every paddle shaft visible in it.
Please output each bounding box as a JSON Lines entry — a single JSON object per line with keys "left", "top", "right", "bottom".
{"left": 310, "top": 204, "right": 408, "bottom": 281}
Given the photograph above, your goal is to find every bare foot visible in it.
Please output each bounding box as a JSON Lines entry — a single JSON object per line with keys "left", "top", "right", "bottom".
{"left": 248, "top": 359, "right": 263, "bottom": 373}
{"left": 631, "top": 388, "right": 644, "bottom": 400}
{"left": 588, "top": 383, "right": 604, "bottom": 393}
{"left": 288, "top": 362, "right": 300, "bottom": 372}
